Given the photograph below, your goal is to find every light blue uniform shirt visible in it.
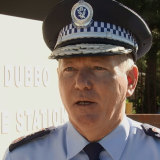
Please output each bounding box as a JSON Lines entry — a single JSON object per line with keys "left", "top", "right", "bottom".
{"left": 3, "top": 116, "right": 160, "bottom": 160}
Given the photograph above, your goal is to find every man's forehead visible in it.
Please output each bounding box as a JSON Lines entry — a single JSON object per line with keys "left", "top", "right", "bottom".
{"left": 58, "top": 55, "right": 120, "bottom": 65}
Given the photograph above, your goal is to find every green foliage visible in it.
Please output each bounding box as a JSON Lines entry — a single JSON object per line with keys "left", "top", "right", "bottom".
{"left": 119, "top": 0, "right": 160, "bottom": 113}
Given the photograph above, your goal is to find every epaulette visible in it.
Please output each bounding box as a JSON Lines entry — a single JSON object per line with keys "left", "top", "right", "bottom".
{"left": 9, "top": 128, "right": 52, "bottom": 152}
{"left": 141, "top": 123, "right": 160, "bottom": 139}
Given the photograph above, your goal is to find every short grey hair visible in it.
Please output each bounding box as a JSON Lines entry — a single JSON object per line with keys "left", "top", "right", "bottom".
{"left": 115, "top": 54, "right": 135, "bottom": 73}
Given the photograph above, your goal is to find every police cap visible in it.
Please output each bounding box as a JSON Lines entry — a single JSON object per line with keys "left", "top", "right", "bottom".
{"left": 43, "top": 0, "right": 152, "bottom": 61}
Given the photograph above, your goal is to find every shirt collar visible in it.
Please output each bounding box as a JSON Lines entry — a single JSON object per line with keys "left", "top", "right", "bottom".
{"left": 66, "top": 122, "right": 89, "bottom": 159}
{"left": 99, "top": 115, "right": 130, "bottom": 160}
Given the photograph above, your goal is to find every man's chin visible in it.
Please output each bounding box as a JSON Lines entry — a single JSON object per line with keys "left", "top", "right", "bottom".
{"left": 70, "top": 114, "right": 101, "bottom": 129}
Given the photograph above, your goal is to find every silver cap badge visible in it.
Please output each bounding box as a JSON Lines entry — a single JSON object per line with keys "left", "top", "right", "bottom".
{"left": 71, "top": 0, "right": 93, "bottom": 27}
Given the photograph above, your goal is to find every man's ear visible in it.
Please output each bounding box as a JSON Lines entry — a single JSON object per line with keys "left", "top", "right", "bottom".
{"left": 126, "top": 65, "right": 139, "bottom": 97}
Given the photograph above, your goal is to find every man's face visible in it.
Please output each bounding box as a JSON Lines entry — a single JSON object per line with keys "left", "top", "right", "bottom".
{"left": 58, "top": 55, "right": 132, "bottom": 133}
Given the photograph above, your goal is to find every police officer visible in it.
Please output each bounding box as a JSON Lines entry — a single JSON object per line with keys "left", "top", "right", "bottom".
{"left": 3, "top": 0, "right": 160, "bottom": 160}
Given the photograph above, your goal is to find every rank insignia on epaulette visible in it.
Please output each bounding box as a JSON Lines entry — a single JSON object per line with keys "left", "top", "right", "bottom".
{"left": 9, "top": 128, "right": 52, "bottom": 152}
{"left": 141, "top": 123, "right": 160, "bottom": 139}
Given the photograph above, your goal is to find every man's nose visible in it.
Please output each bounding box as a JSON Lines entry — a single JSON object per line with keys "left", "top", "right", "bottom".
{"left": 74, "top": 70, "right": 93, "bottom": 90}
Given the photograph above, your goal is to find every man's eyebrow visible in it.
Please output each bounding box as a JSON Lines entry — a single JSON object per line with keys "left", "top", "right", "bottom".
{"left": 62, "top": 60, "right": 74, "bottom": 65}
{"left": 59, "top": 60, "right": 75, "bottom": 67}
{"left": 91, "top": 59, "right": 104, "bottom": 63}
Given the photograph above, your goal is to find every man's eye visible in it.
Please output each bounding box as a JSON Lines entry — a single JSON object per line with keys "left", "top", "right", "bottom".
{"left": 93, "top": 66, "right": 105, "bottom": 70}
{"left": 64, "top": 67, "right": 75, "bottom": 72}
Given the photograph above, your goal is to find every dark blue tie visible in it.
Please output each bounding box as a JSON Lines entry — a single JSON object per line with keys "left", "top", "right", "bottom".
{"left": 83, "top": 142, "right": 104, "bottom": 160}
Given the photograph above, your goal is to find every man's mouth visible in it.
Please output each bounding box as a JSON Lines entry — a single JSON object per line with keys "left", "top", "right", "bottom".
{"left": 76, "top": 101, "right": 95, "bottom": 105}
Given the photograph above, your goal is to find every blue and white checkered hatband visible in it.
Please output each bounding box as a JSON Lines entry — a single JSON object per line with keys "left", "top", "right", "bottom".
{"left": 55, "top": 21, "right": 138, "bottom": 49}
{"left": 50, "top": 21, "right": 138, "bottom": 59}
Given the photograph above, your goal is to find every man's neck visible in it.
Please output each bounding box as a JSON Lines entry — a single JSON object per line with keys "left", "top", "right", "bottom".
{"left": 71, "top": 115, "right": 124, "bottom": 142}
